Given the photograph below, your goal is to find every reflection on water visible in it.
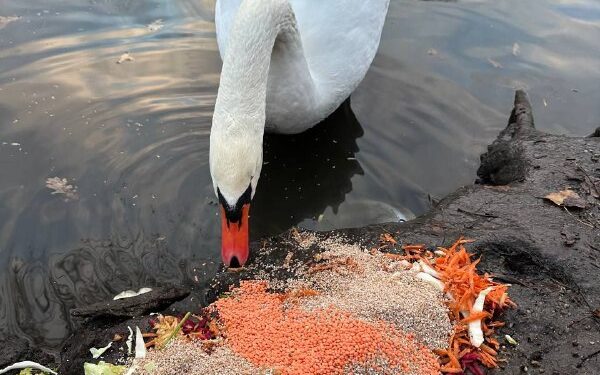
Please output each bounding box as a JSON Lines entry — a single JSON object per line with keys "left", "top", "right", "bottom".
{"left": 252, "top": 100, "right": 365, "bottom": 235}
{"left": 1, "top": 0, "right": 599, "bottom": 349}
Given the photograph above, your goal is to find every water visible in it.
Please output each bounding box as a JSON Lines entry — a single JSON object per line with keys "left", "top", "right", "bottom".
{"left": 0, "top": 0, "right": 598, "bottom": 350}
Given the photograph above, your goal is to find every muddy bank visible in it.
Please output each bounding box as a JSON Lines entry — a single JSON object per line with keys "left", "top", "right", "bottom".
{"left": 3, "top": 90, "right": 599, "bottom": 374}
{"left": 209, "top": 92, "right": 600, "bottom": 373}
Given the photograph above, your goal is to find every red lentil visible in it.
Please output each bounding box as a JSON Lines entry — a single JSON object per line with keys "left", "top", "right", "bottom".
{"left": 215, "top": 281, "right": 440, "bottom": 374}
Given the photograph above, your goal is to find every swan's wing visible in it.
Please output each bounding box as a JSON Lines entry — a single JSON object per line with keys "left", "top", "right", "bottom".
{"left": 290, "top": 0, "right": 389, "bottom": 105}
{"left": 215, "top": 0, "right": 242, "bottom": 59}
{"left": 215, "top": 0, "right": 389, "bottom": 108}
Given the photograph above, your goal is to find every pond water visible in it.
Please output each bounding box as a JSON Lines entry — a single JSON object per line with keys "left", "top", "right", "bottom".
{"left": 0, "top": 0, "right": 599, "bottom": 349}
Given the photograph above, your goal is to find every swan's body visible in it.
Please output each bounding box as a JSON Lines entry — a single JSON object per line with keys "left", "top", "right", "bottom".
{"left": 215, "top": 0, "right": 389, "bottom": 133}
{"left": 210, "top": 0, "right": 389, "bottom": 266}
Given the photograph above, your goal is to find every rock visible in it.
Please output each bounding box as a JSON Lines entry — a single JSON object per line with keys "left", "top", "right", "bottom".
{"left": 71, "top": 285, "right": 189, "bottom": 321}
{"left": 0, "top": 335, "right": 55, "bottom": 369}
{"left": 59, "top": 286, "right": 189, "bottom": 375}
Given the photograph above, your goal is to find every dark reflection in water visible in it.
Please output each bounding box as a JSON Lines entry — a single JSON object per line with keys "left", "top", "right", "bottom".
{"left": 1, "top": 0, "right": 599, "bottom": 349}
{"left": 252, "top": 100, "right": 364, "bottom": 235}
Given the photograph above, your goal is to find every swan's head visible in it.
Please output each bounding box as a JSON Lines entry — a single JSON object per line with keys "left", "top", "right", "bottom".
{"left": 209, "top": 112, "right": 263, "bottom": 268}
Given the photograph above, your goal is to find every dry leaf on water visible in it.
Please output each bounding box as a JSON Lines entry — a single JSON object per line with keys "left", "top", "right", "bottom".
{"left": 487, "top": 58, "right": 503, "bottom": 69}
{"left": 512, "top": 43, "right": 520, "bottom": 56}
{"left": 147, "top": 19, "right": 164, "bottom": 32}
{"left": 544, "top": 189, "right": 587, "bottom": 209}
{"left": 46, "top": 177, "right": 79, "bottom": 201}
{"left": 116, "top": 53, "right": 134, "bottom": 64}
{"left": 0, "top": 16, "right": 20, "bottom": 30}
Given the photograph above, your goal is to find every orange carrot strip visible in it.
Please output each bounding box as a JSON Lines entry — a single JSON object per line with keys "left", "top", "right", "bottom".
{"left": 480, "top": 343, "right": 498, "bottom": 356}
{"left": 447, "top": 351, "right": 461, "bottom": 368}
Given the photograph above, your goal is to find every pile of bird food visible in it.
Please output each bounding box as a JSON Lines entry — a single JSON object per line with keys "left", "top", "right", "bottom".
{"left": 116, "top": 236, "right": 514, "bottom": 374}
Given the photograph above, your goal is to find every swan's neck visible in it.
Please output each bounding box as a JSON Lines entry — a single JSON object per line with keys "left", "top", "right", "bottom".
{"left": 214, "top": 0, "right": 316, "bottom": 132}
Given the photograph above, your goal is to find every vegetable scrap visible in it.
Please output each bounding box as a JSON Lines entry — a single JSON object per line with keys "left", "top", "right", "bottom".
{"left": 0, "top": 361, "right": 56, "bottom": 375}
{"left": 145, "top": 311, "right": 220, "bottom": 350}
{"left": 382, "top": 238, "right": 516, "bottom": 374}
{"left": 113, "top": 287, "right": 152, "bottom": 300}
{"left": 135, "top": 327, "right": 147, "bottom": 358}
{"left": 84, "top": 361, "right": 126, "bottom": 375}
{"left": 126, "top": 326, "right": 134, "bottom": 355}
{"left": 505, "top": 334, "right": 518, "bottom": 346}
{"left": 90, "top": 341, "right": 112, "bottom": 359}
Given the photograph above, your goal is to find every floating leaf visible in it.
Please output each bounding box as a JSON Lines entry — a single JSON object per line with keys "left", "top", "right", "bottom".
{"left": 116, "top": 53, "right": 134, "bottom": 64}
{"left": 487, "top": 58, "right": 503, "bottom": 69}
{"left": 512, "top": 42, "right": 520, "bottom": 56}
{"left": 0, "top": 16, "right": 20, "bottom": 30}
{"left": 147, "top": 19, "right": 164, "bottom": 32}
{"left": 46, "top": 177, "right": 79, "bottom": 201}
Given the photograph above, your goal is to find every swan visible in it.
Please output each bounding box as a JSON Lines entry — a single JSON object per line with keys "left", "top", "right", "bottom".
{"left": 210, "top": 0, "right": 389, "bottom": 267}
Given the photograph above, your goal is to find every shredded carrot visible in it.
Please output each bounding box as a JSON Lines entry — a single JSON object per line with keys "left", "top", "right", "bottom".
{"left": 480, "top": 343, "right": 498, "bottom": 356}
{"left": 388, "top": 238, "right": 516, "bottom": 374}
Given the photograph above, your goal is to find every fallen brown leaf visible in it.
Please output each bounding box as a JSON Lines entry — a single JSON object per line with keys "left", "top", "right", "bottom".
{"left": 544, "top": 190, "right": 587, "bottom": 209}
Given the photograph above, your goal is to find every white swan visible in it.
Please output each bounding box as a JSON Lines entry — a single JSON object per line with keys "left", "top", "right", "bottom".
{"left": 210, "top": 0, "right": 389, "bottom": 267}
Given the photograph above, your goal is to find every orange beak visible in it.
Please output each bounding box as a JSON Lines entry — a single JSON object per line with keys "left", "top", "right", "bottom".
{"left": 220, "top": 203, "right": 250, "bottom": 267}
